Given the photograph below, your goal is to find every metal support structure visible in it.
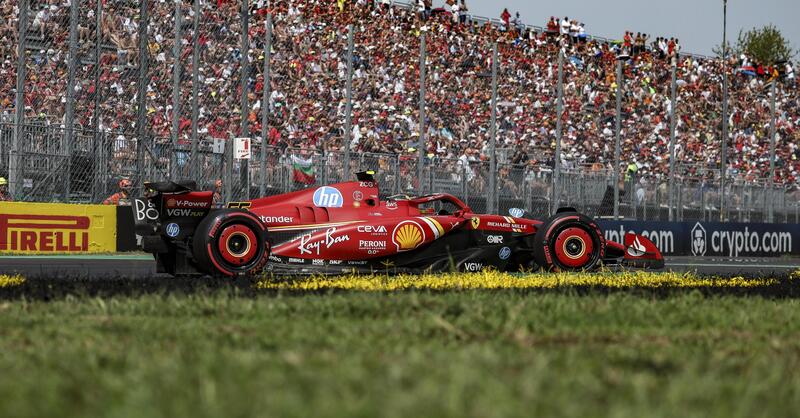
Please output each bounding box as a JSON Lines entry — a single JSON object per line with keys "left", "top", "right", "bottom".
{"left": 552, "top": 49, "right": 564, "bottom": 213}
{"left": 170, "top": 0, "right": 182, "bottom": 179}
{"left": 189, "top": 0, "right": 200, "bottom": 179}
{"left": 768, "top": 80, "right": 777, "bottom": 223}
{"left": 259, "top": 14, "right": 272, "bottom": 197}
{"left": 11, "top": 0, "right": 29, "bottom": 199}
{"left": 238, "top": 0, "right": 250, "bottom": 200}
{"left": 92, "top": 0, "right": 103, "bottom": 201}
{"left": 63, "top": 0, "right": 80, "bottom": 200}
{"left": 343, "top": 24, "right": 354, "bottom": 177}
{"left": 488, "top": 43, "right": 498, "bottom": 214}
{"left": 417, "top": 32, "right": 426, "bottom": 194}
{"left": 720, "top": 0, "right": 729, "bottom": 221}
{"left": 135, "top": 0, "right": 150, "bottom": 192}
{"left": 612, "top": 59, "right": 623, "bottom": 219}
{"left": 668, "top": 60, "right": 678, "bottom": 221}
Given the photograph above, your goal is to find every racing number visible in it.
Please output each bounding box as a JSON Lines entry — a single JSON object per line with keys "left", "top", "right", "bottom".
{"left": 227, "top": 202, "right": 252, "bottom": 209}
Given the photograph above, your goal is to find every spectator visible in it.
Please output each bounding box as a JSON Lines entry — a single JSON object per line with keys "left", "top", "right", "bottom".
{"left": 0, "top": 177, "right": 10, "bottom": 201}
{"left": 103, "top": 178, "right": 132, "bottom": 206}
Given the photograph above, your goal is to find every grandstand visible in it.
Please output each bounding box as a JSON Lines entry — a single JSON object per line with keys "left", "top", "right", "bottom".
{"left": 0, "top": 0, "right": 798, "bottom": 222}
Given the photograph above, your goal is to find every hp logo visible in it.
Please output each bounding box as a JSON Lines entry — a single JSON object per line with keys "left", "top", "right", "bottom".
{"left": 165, "top": 223, "right": 180, "bottom": 238}
{"left": 499, "top": 246, "right": 512, "bottom": 260}
{"left": 313, "top": 186, "right": 343, "bottom": 208}
{"left": 508, "top": 208, "right": 524, "bottom": 218}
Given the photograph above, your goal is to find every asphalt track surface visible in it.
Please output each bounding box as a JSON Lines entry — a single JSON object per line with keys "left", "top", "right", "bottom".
{"left": 1, "top": 255, "right": 799, "bottom": 279}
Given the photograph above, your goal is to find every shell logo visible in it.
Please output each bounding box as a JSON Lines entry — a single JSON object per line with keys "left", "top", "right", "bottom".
{"left": 392, "top": 221, "right": 425, "bottom": 251}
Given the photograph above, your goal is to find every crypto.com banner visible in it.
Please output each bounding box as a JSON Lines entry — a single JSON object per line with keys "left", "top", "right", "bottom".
{"left": 598, "top": 220, "right": 799, "bottom": 257}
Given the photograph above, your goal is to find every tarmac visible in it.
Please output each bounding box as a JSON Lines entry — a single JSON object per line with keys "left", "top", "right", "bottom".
{"left": 1, "top": 255, "right": 798, "bottom": 279}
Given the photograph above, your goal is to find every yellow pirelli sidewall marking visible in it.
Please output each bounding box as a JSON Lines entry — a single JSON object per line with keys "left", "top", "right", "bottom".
{"left": 0, "top": 202, "right": 117, "bottom": 254}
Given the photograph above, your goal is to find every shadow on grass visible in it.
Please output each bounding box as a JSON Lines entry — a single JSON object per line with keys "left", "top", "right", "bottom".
{"left": 2, "top": 274, "right": 800, "bottom": 301}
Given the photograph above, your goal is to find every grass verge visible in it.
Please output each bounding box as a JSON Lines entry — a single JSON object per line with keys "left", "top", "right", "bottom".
{"left": 1, "top": 272, "right": 799, "bottom": 417}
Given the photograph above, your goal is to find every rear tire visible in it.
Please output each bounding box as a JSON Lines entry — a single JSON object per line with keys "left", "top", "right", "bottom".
{"left": 532, "top": 210, "right": 605, "bottom": 272}
{"left": 192, "top": 209, "right": 270, "bottom": 277}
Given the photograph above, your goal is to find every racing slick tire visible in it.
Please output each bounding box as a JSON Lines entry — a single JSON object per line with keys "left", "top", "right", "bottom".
{"left": 532, "top": 210, "right": 605, "bottom": 272}
{"left": 192, "top": 209, "right": 270, "bottom": 277}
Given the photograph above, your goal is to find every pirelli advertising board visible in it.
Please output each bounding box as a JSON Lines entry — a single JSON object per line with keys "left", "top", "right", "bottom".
{"left": 0, "top": 202, "right": 118, "bottom": 254}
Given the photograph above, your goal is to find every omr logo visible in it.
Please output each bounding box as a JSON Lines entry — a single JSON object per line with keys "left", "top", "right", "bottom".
{"left": 691, "top": 222, "right": 707, "bottom": 256}
{"left": 313, "top": 186, "right": 343, "bottom": 208}
{"left": 0, "top": 214, "right": 90, "bottom": 251}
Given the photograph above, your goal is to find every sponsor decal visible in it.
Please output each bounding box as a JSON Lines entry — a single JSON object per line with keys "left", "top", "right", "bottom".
{"left": 312, "top": 259, "right": 324, "bottom": 266}
{"left": 487, "top": 221, "right": 527, "bottom": 230}
{"left": 0, "top": 213, "right": 91, "bottom": 252}
{"left": 359, "top": 181, "right": 375, "bottom": 188}
{"left": 353, "top": 191, "right": 363, "bottom": 201}
{"left": 288, "top": 257, "right": 305, "bottom": 264}
{"left": 268, "top": 255, "right": 282, "bottom": 263}
{"left": 359, "top": 240, "right": 387, "bottom": 254}
{"left": 357, "top": 225, "right": 388, "bottom": 234}
{"left": 166, "top": 199, "right": 210, "bottom": 209}
{"left": 464, "top": 262, "right": 483, "bottom": 272}
{"left": 627, "top": 236, "right": 647, "bottom": 257}
{"left": 347, "top": 260, "right": 368, "bottom": 265}
{"left": 165, "top": 223, "right": 180, "bottom": 238}
{"left": 487, "top": 235, "right": 504, "bottom": 244}
{"left": 499, "top": 246, "right": 512, "bottom": 260}
{"left": 166, "top": 208, "right": 205, "bottom": 217}
{"left": 367, "top": 212, "right": 383, "bottom": 216}
{"left": 508, "top": 208, "right": 525, "bottom": 218}
{"left": 392, "top": 220, "right": 425, "bottom": 251}
{"left": 385, "top": 201, "right": 398, "bottom": 210}
{"left": 259, "top": 215, "right": 294, "bottom": 224}
{"left": 134, "top": 198, "right": 159, "bottom": 221}
{"left": 312, "top": 186, "right": 344, "bottom": 208}
{"left": 471, "top": 217, "right": 480, "bottom": 229}
{"left": 297, "top": 227, "right": 350, "bottom": 255}
{"left": 328, "top": 259, "right": 342, "bottom": 265}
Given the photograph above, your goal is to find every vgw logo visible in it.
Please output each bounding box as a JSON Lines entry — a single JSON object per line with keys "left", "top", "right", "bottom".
{"left": 313, "top": 186, "right": 343, "bottom": 208}
{"left": 691, "top": 222, "right": 707, "bottom": 256}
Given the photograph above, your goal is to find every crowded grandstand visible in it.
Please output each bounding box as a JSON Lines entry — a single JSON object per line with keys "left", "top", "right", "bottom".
{"left": 0, "top": 0, "right": 797, "bottom": 208}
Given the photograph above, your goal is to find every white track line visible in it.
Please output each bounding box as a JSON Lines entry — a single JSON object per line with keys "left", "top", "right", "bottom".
{"left": 667, "top": 263, "right": 800, "bottom": 268}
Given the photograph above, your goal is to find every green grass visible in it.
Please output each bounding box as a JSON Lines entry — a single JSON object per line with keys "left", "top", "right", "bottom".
{"left": 2, "top": 288, "right": 800, "bottom": 418}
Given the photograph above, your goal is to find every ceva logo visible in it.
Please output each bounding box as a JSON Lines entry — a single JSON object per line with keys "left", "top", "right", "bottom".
{"left": 313, "top": 186, "right": 343, "bottom": 208}
{"left": 691, "top": 222, "right": 707, "bottom": 256}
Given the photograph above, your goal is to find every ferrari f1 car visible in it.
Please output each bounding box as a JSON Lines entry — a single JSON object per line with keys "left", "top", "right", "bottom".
{"left": 132, "top": 172, "right": 664, "bottom": 277}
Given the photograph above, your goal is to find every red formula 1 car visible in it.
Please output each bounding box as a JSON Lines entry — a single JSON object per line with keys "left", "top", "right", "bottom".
{"left": 132, "top": 172, "right": 664, "bottom": 277}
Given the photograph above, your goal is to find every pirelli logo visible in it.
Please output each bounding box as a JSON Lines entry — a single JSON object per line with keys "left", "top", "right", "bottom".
{"left": 0, "top": 214, "right": 91, "bottom": 252}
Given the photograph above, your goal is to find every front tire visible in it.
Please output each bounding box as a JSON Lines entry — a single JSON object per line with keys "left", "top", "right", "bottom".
{"left": 532, "top": 211, "right": 605, "bottom": 272}
{"left": 192, "top": 209, "right": 270, "bottom": 277}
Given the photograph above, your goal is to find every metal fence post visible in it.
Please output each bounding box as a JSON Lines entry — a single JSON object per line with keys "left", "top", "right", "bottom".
{"left": 488, "top": 43, "right": 498, "bottom": 214}
{"left": 62, "top": 0, "right": 80, "bottom": 201}
{"left": 417, "top": 32, "right": 426, "bottom": 196}
{"left": 135, "top": 0, "right": 150, "bottom": 193}
{"left": 720, "top": 0, "right": 729, "bottom": 221}
{"left": 612, "top": 58, "right": 623, "bottom": 219}
{"left": 552, "top": 49, "right": 564, "bottom": 213}
{"left": 239, "top": 0, "right": 250, "bottom": 200}
{"left": 11, "top": 0, "right": 29, "bottom": 199}
{"left": 189, "top": 0, "right": 200, "bottom": 180}
{"left": 259, "top": 14, "right": 272, "bottom": 197}
{"left": 92, "top": 0, "right": 103, "bottom": 202}
{"left": 768, "top": 80, "right": 777, "bottom": 223}
{"left": 170, "top": 0, "right": 182, "bottom": 180}
{"left": 343, "top": 24, "right": 354, "bottom": 179}
{"left": 668, "top": 60, "right": 677, "bottom": 221}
